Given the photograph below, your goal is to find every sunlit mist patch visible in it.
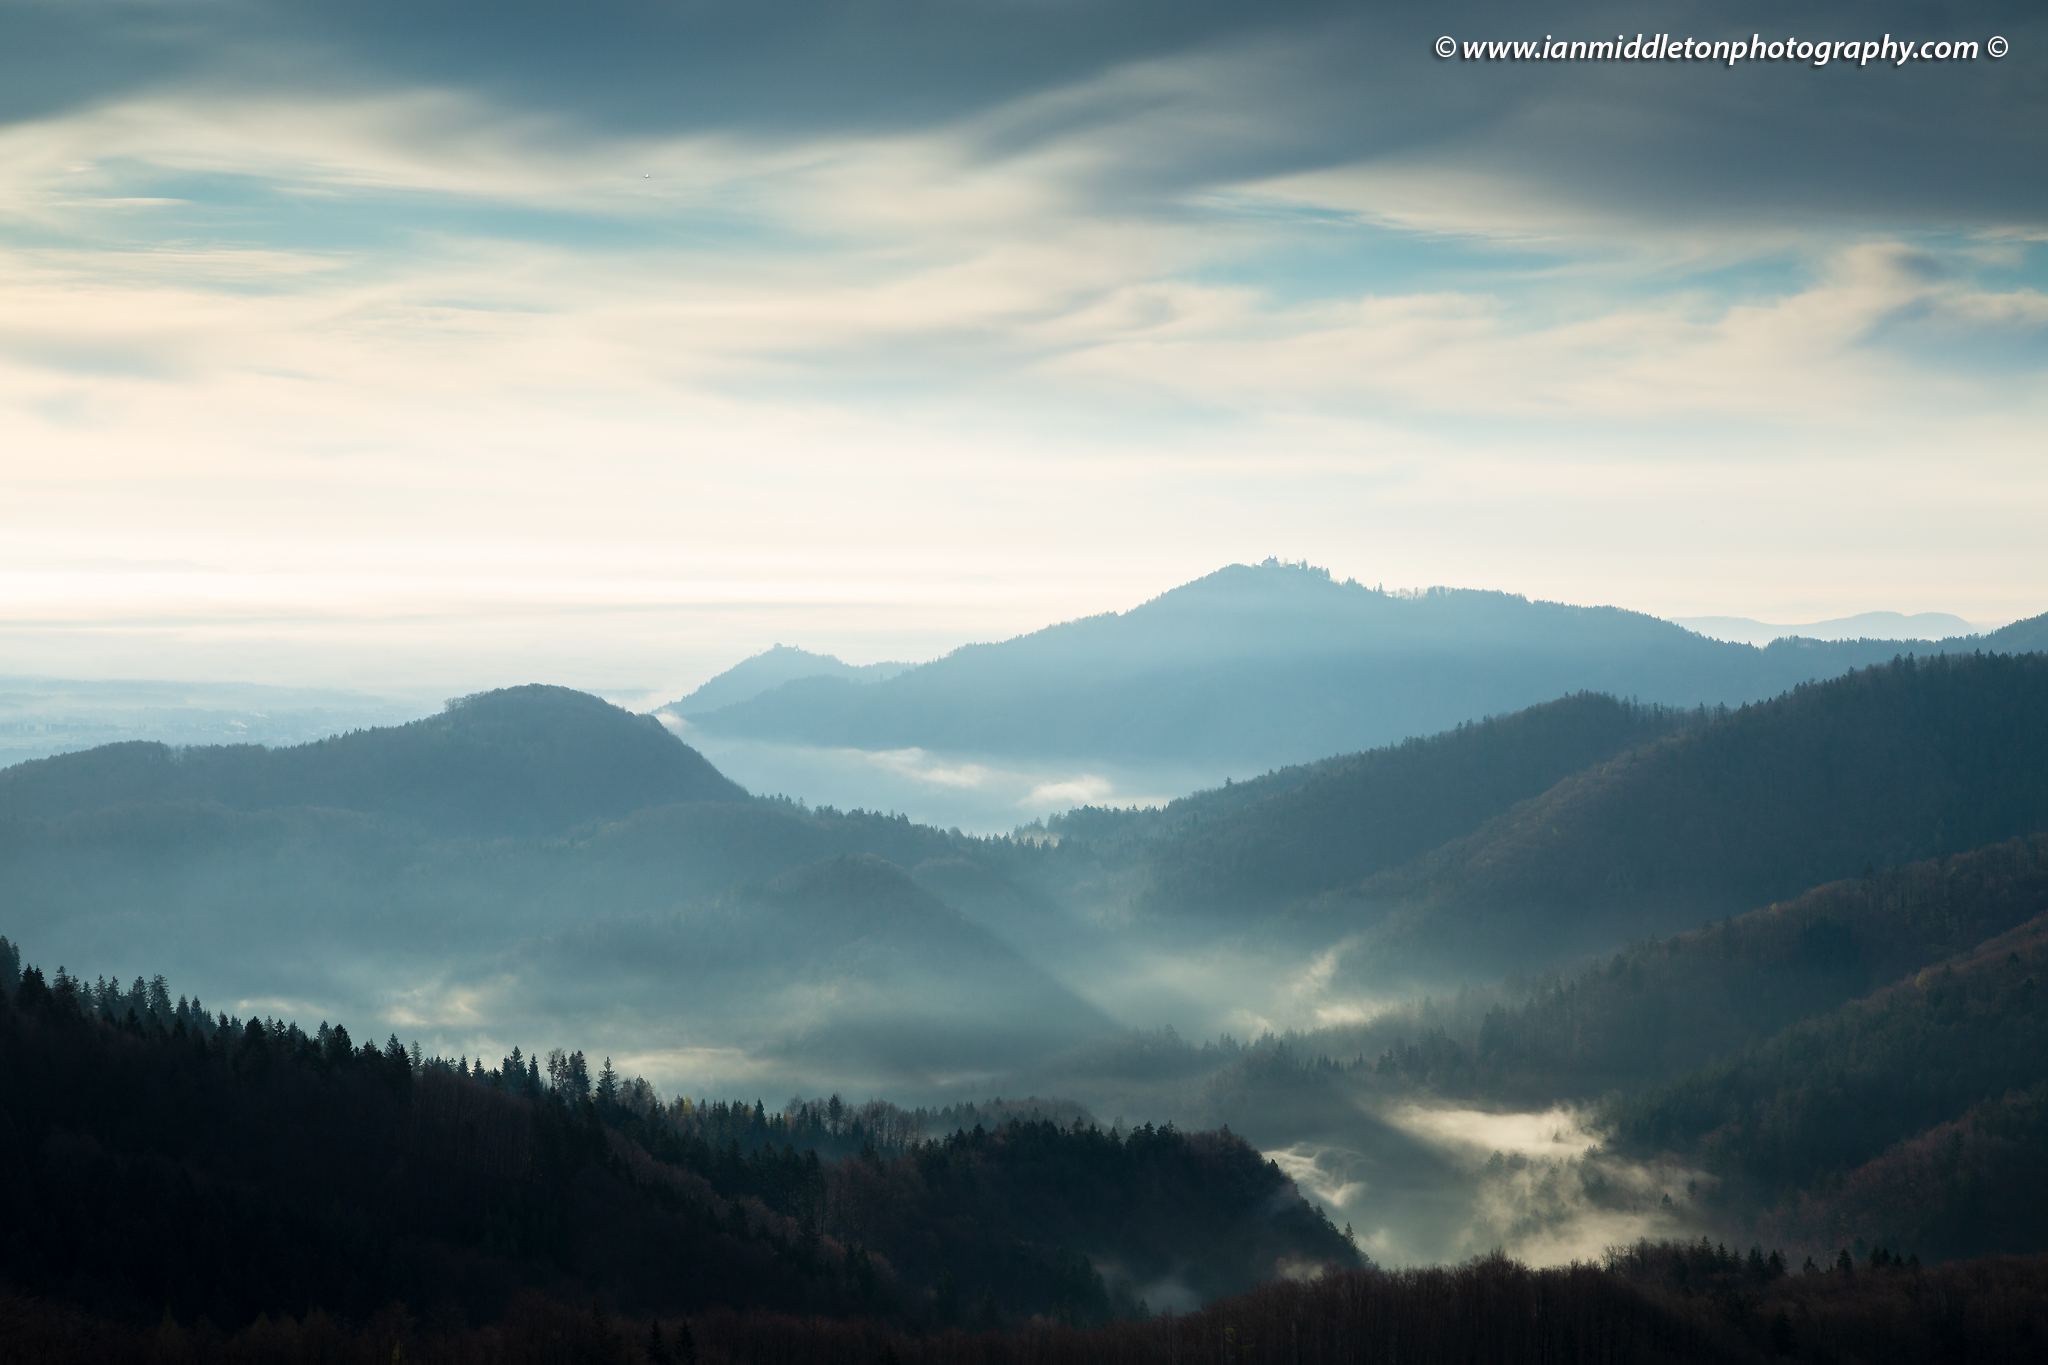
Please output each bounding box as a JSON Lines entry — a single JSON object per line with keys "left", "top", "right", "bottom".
{"left": 1384, "top": 1103, "right": 1603, "bottom": 1163}
{"left": 1371, "top": 1101, "right": 1713, "bottom": 1267}
{"left": 866, "top": 747, "right": 993, "bottom": 790}
{"left": 1025, "top": 774, "right": 1115, "bottom": 807}
{"left": 1266, "top": 1142, "right": 1370, "bottom": 1209}
{"left": 383, "top": 979, "right": 501, "bottom": 1030}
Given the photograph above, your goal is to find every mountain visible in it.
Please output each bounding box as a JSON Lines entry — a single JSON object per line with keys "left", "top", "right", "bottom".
{"left": 1327, "top": 652, "right": 2048, "bottom": 972}
{"left": 0, "top": 710, "right": 1106, "bottom": 1093}
{"left": 1607, "top": 908, "right": 2048, "bottom": 1260}
{"left": 503, "top": 854, "right": 1117, "bottom": 1082}
{"left": 1126, "top": 692, "right": 1697, "bottom": 915}
{"left": 677, "top": 562, "right": 2040, "bottom": 771}
{"left": 0, "top": 684, "right": 748, "bottom": 836}
{"left": 0, "top": 805, "right": 1111, "bottom": 1093}
{"left": 1440, "top": 834, "right": 2048, "bottom": 1102}
{"left": 1672, "top": 610, "right": 1979, "bottom": 645}
{"left": 669, "top": 644, "right": 913, "bottom": 715}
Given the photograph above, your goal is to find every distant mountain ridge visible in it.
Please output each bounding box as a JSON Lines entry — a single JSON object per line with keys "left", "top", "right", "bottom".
{"left": 0, "top": 684, "right": 748, "bottom": 836}
{"left": 674, "top": 562, "right": 2048, "bottom": 770}
{"left": 670, "top": 645, "right": 913, "bottom": 716}
{"left": 1673, "top": 610, "right": 1982, "bottom": 645}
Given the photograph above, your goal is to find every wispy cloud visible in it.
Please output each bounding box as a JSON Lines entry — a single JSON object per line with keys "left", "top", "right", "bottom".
{"left": 3, "top": 2, "right": 2045, "bottom": 687}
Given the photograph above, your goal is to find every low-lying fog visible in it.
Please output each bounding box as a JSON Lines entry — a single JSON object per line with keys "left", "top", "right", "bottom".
{"left": 667, "top": 720, "right": 1222, "bottom": 835}
{"left": 1267, "top": 1104, "right": 1709, "bottom": 1268}
{"left": 0, "top": 676, "right": 429, "bottom": 766}
{"left": 14, "top": 881, "right": 1695, "bottom": 1270}
{"left": 2, "top": 691, "right": 1714, "bottom": 1278}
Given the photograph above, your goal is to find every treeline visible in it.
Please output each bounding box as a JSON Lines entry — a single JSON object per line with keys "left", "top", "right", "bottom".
{"left": 7, "top": 1246, "right": 2047, "bottom": 1363}
{"left": 0, "top": 948, "right": 1352, "bottom": 1338}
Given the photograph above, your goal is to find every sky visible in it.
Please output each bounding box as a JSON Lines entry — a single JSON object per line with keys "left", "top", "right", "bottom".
{"left": 3, "top": 0, "right": 2044, "bottom": 701}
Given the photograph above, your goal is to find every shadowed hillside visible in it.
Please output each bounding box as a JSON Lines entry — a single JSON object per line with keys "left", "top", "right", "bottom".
{"left": 1331, "top": 652, "right": 2048, "bottom": 970}
{"left": 1132, "top": 692, "right": 1697, "bottom": 915}
{"left": 1608, "top": 911, "right": 2048, "bottom": 1229}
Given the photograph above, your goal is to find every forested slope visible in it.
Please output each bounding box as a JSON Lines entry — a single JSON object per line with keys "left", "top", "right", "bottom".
{"left": 1452, "top": 834, "right": 2048, "bottom": 1099}
{"left": 1608, "top": 912, "right": 2048, "bottom": 1240}
{"left": 0, "top": 953, "right": 1353, "bottom": 1335}
{"left": 1339, "top": 652, "right": 2048, "bottom": 968}
{"left": 1131, "top": 693, "right": 1696, "bottom": 914}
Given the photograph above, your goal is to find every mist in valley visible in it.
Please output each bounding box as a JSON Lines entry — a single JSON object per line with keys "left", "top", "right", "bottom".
{"left": 10, "top": 575, "right": 2047, "bottom": 1291}
{"left": 11, "top": 0, "right": 2048, "bottom": 1348}
{"left": 4, "top": 573, "right": 2048, "bottom": 1342}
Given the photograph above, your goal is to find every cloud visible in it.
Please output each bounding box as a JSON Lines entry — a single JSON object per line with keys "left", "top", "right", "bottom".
{"left": 1384, "top": 1103, "right": 1603, "bottom": 1163}
{"left": 1025, "top": 775, "right": 1115, "bottom": 807}
{"left": 1, "top": 0, "right": 2044, "bottom": 688}
{"left": 9, "top": 2, "right": 2043, "bottom": 234}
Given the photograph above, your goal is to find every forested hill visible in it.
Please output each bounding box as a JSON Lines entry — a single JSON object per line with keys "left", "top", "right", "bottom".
{"left": 1336, "top": 652, "right": 2048, "bottom": 970}
{"left": 1980, "top": 609, "right": 2048, "bottom": 654}
{"left": 673, "top": 562, "right": 2018, "bottom": 769}
{"left": 0, "top": 684, "right": 748, "bottom": 835}
{"left": 0, "top": 955, "right": 1355, "bottom": 1336}
{"left": 1128, "top": 693, "right": 1697, "bottom": 914}
{"left": 1387, "top": 834, "right": 2048, "bottom": 1103}
{"left": 1607, "top": 907, "right": 2048, "bottom": 1264}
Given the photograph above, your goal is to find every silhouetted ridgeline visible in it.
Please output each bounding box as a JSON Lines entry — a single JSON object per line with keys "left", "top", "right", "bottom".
{"left": 0, "top": 946, "right": 1352, "bottom": 1339}
{"left": 675, "top": 561, "right": 2044, "bottom": 768}
{"left": 0, "top": 685, "right": 746, "bottom": 836}
{"left": 670, "top": 644, "right": 914, "bottom": 715}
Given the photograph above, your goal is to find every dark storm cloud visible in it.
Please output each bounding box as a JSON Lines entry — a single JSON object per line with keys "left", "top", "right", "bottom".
{"left": 9, "top": 0, "right": 2045, "bottom": 231}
